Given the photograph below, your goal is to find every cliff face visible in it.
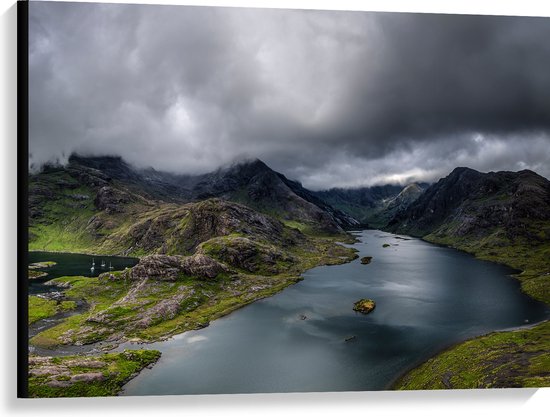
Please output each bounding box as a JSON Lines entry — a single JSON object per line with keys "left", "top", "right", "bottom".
{"left": 388, "top": 167, "right": 550, "bottom": 242}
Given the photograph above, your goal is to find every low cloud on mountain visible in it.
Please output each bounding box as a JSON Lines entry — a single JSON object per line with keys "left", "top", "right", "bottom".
{"left": 29, "top": 2, "right": 550, "bottom": 189}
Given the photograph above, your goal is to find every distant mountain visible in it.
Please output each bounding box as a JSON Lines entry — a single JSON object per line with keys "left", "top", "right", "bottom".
{"left": 388, "top": 167, "right": 550, "bottom": 239}
{"left": 189, "top": 159, "right": 358, "bottom": 233}
{"left": 315, "top": 183, "right": 427, "bottom": 228}
{"left": 387, "top": 167, "right": 550, "bottom": 302}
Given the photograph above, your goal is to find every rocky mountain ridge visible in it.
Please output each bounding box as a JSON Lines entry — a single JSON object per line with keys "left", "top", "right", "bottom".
{"left": 58, "top": 155, "right": 358, "bottom": 234}
{"left": 388, "top": 167, "right": 550, "bottom": 241}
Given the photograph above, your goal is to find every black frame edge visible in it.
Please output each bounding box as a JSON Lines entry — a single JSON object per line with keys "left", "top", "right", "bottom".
{"left": 17, "top": 0, "right": 29, "bottom": 399}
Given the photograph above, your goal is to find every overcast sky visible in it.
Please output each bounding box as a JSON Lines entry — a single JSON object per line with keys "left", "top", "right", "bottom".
{"left": 28, "top": 2, "right": 550, "bottom": 189}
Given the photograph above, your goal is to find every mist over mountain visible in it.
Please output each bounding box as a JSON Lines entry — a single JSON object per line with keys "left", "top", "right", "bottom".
{"left": 38, "top": 154, "right": 359, "bottom": 236}
{"left": 28, "top": 3, "right": 550, "bottom": 189}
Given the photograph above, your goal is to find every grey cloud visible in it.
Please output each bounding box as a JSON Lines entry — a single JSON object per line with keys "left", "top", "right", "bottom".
{"left": 28, "top": 2, "right": 550, "bottom": 189}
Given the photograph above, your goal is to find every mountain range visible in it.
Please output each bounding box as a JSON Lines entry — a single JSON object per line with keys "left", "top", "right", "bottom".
{"left": 27, "top": 153, "right": 550, "bottom": 393}
{"left": 30, "top": 155, "right": 550, "bottom": 295}
{"left": 64, "top": 155, "right": 359, "bottom": 234}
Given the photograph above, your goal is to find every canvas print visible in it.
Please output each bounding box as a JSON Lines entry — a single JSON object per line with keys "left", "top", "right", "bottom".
{"left": 21, "top": 0, "right": 550, "bottom": 398}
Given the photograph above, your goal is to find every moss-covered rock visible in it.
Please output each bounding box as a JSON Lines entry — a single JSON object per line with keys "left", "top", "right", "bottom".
{"left": 353, "top": 299, "right": 376, "bottom": 314}
{"left": 124, "top": 253, "right": 229, "bottom": 282}
{"left": 198, "top": 235, "right": 295, "bottom": 275}
{"left": 28, "top": 350, "right": 161, "bottom": 397}
{"left": 360, "top": 256, "right": 373, "bottom": 264}
{"left": 28, "top": 269, "right": 48, "bottom": 279}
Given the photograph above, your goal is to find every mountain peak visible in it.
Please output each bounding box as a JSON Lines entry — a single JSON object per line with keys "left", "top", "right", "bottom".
{"left": 230, "top": 158, "right": 270, "bottom": 172}
{"left": 69, "top": 153, "right": 124, "bottom": 166}
{"left": 448, "top": 166, "right": 479, "bottom": 176}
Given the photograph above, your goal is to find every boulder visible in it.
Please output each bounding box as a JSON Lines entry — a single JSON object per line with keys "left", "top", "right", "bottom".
{"left": 353, "top": 299, "right": 376, "bottom": 314}
{"left": 129, "top": 254, "right": 228, "bottom": 281}
{"left": 360, "top": 256, "right": 373, "bottom": 264}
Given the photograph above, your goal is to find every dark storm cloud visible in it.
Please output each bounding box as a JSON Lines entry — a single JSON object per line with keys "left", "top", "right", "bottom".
{"left": 28, "top": 2, "right": 550, "bottom": 188}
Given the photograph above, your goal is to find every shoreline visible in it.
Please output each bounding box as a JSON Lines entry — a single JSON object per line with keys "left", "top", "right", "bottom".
{"left": 29, "top": 249, "right": 140, "bottom": 259}
{"left": 27, "top": 264, "right": 343, "bottom": 396}
{"left": 385, "top": 230, "right": 550, "bottom": 389}
{"left": 28, "top": 230, "right": 549, "bottom": 394}
{"left": 30, "top": 274, "right": 304, "bottom": 355}
{"left": 27, "top": 237, "right": 359, "bottom": 392}
{"left": 387, "top": 317, "right": 550, "bottom": 390}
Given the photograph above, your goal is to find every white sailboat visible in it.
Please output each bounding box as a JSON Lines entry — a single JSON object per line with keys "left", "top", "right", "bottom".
{"left": 101, "top": 260, "right": 106, "bottom": 268}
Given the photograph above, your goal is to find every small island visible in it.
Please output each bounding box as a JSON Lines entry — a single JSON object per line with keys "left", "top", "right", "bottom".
{"left": 28, "top": 261, "right": 57, "bottom": 279}
{"left": 360, "top": 256, "right": 373, "bottom": 265}
{"left": 28, "top": 269, "right": 48, "bottom": 279}
{"left": 382, "top": 243, "right": 391, "bottom": 248}
{"left": 29, "top": 261, "right": 57, "bottom": 269}
{"left": 353, "top": 299, "right": 376, "bottom": 314}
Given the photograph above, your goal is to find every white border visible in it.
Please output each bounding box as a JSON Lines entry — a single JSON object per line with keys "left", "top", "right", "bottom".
{"left": 15, "top": 0, "right": 550, "bottom": 17}
{"left": 1, "top": 1, "right": 548, "bottom": 415}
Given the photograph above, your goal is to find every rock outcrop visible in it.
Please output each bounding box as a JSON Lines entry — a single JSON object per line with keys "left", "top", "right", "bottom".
{"left": 198, "top": 236, "right": 295, "bottom": 275}
{"left": 353, "top": 299, "right": 376, "bottom": 314}
{"left": 360, "top": 256, "right": 373, "bottom": 265}
{"left": 94, "top": 186, "right": 131, "bottom": 214}
{"left": 124, "top": 253, "right": 228, "bottom": 281}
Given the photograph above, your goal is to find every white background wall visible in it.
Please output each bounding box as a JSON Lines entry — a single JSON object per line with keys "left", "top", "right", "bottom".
{"left": 1, "top": 1, "right": 549, "bottom": 415}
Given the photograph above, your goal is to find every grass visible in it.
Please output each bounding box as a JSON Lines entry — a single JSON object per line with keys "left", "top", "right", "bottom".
{"left": 28, "top": 174, "right": 98, "bottom": 252}
{"left": 28, "top": 296, "right": 77, "bottom": 325}
{"left": 395, "top": 321, "right": 550, "bottom": 389}
{"left": 28, "top": 350, "right": 161, "bottom": 397}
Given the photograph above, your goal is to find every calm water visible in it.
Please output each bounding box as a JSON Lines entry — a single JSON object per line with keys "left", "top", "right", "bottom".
{"left": 118, "top": 230, "right": 549, "bottom": 395}
{"left": 28, "top": 252, "right": 138, "bottom": 294}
